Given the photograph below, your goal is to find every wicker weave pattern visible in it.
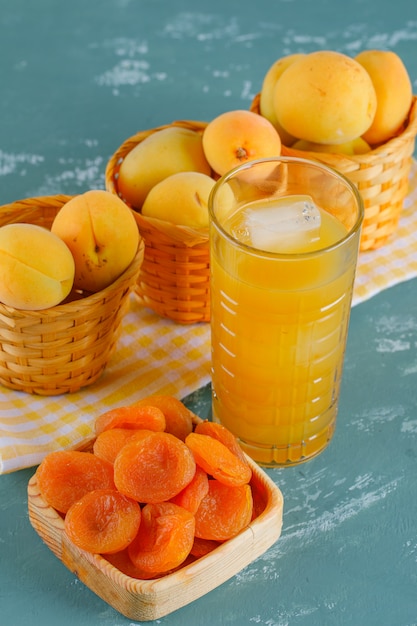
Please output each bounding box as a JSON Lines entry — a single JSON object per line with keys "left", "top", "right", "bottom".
{"left": 251, "top": 95, "right": 417, "bottom": 251}
{"left": 105, "top": 120, "right": 210, "bottom": 324}
{"left": 0, "top": 196, "right": 144, "bottom": 395}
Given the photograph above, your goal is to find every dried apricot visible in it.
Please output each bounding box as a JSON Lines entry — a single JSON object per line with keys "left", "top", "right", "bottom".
{"left": 94, "top": 404, "right": 166, "bottom": 435}
{"left": 134, "top": 395, "right": 194, "bottom": 440}
{"left": 128, "top": 502, "right": 195, "bottom": 574}
{"left": 194, "top": 479, "right": 253, "bottom": 541}
{"left": 93, "top": 428, "right": 154, "bottom": 465}
{"left": 185, "top": 432, "right": 252, "bottom": 487}
{"left": 35, "top": 404, "right": 263, "bottom": 582}
{"left": 106, "top": 549, "right": 196, "bottom": 580}
{"left": 64, "top": 489, "right": 141, "bottom": 554}
{"left": 190, "top": 536, "right": 220, "bottom": 557}
{"left": 114, "top": 431, "right": 196, "bottom": 503}
{"left": 251, "top": 481, "right": 268, "bottom": 520}
{"left": 105, "top": 549, "right": 159, "bottom": 579}
{"left": 170, "top": 465, "right": 209, "bottom": 514}
{"left": 36, "top": 450, "right": 114, "bottom": 514}
{"left": 194, "top": 420, "right": 249, "bottom": 466}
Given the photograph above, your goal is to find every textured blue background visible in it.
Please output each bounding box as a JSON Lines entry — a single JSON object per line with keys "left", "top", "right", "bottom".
{"left": 1, "top": 1, "right": 417, "bottom": 624}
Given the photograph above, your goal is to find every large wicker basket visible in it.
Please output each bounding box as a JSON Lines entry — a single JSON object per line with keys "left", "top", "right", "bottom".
{"left": 105, "top": 120, "right": 210, "bottom": 325}
{"left": 0, "top": 195, "right": 145, "bottom": 395}
{"left": 251, "top": 94, "right": 417, "bottom": 251}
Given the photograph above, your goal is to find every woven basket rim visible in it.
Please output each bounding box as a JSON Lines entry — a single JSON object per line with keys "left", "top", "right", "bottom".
{"left": 0, "top": 193, "right": 74, "bottom": 223}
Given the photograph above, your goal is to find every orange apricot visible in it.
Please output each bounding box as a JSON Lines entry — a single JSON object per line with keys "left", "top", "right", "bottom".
{"left": 194, "top": 420, "right": 250, "bottom": 466}
{"left": 190, "top": 536, "right": 220, "bottom": 558}
{"left": 36, "top": 450, "right": 115, "bottom": 514}
{"left": 170, "top": 465, "right": 209, "bottom": 514}
{"left": 195, "top": 479, "right": 253, "bottom": 541}
{"left": 64, "top": 489, "right": 141, "bottom": 554}
{"left": 251, "top": 482, "right": 268, "bottom": 520}
{"left": 355, "top": 49, "right": 413, "bottom": 144}
{"left": 93, "top": 428, "right": 139, "bottom": 464}
{"left": 93, "top": 428, "right": 154, "bottom": 465}
{"left": 185, "top": 432, "right": 252, "bottom": 487}
{"left": 114, "top": 431, "right": 196, "bottom": 503}
{"left": 134, "top": 395, "right": 194, "bottom": 440}
{"left": 202, "top": 110, "right": 282, "bottom": 177}
{"left": 128, "top": 502, "right": 195, "bottom": 574}
{"left": 94, "top": 404, "right": 166, "bottom": 435}
{"left": 109, "top": 550, "right": 197, "bottom": 580}
{"left": 105, "top": 549, "right": 160, "bottom": 579}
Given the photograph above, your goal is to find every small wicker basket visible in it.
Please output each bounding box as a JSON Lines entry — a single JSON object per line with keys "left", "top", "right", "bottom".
{"left": 105, "top": 120, "right": 210, "bottom": 325}
{"left": 250, "top": 94, "right": 417, "bottom": 251}
{"left": 0, "top": 195, "right": 145, "bottom": 395}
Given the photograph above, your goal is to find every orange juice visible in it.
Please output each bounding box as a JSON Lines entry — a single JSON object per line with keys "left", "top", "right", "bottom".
{"left": 209, "top": 160, "right": 363, "bottom": 467}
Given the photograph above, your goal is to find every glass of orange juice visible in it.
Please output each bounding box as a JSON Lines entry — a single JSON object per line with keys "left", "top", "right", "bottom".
{"left": 208, "top": 156, "right": 363, "bottom": 466}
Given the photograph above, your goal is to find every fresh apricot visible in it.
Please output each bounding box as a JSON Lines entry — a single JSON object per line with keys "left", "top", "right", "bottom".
{"left": 273, "top": 50, "right": 377, "bottom": 144}
{"left": 0, "top": 223, "right": 75, "bottom": 310}
{"left": 292, "top": 137, "right": 371, "bottom": 155}
{"left": 51, "top": 190, "right": 139, "bottom": 293}
{"left": 259, "top": 53, "right": 305, "bottom": 145}
{"left": 202, "top": 109, "right": 281, "bottom": 177}
{"left": 141, "top": 171, "right": 215, "bottom": 228}
{"left": 117, "top": 127, "right": 211, "bottom": 210}
{"left": 355, "top": 49, "right": 413, "bottom": 144}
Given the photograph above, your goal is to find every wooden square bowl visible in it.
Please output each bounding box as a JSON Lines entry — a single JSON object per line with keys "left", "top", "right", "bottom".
{"left": 28, "top": 453, "right": 283, "bottom": 621}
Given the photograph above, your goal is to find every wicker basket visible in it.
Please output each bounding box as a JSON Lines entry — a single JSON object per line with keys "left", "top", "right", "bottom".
{"left": 105, "top": 120, "right": 210, "bottom": 324}
{"left": 0, "top": 195, "right": 145, "bottom": 395}
{"left": 250, "top": 94, "right": 417, "bottom": 251}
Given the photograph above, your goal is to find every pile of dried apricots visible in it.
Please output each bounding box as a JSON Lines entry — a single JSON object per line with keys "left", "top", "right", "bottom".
{"left": 36, "top": 395, "right": 259, "bottom": 580}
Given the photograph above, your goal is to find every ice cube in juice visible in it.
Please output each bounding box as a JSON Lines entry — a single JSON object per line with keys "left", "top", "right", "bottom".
{"left": 240, "top": 195, "right": 321, "bottom": 252}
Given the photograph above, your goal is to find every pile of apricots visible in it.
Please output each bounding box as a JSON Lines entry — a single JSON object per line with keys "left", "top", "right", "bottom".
{"left": 258, "top": 48, "right": 413, "bottom": 153}
{"left": 36, "top": 395, "right": 260, "bottom": 580}
{"left": 0, "top": 189, "right": 140, "bottom": 311}
{"left": 1, "top": 49, "right": 412, "bottom": 310}
{"left": 116, "top": 48, "right": 413, "bottom": 230}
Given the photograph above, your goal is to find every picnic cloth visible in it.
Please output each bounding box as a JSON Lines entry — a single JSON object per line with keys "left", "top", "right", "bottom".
{"left": 1, "top": 160, "right": 417, "bottom": 474}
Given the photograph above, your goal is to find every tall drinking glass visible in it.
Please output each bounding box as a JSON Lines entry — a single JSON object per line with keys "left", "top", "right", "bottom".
{"left": 208, "top": 156, "right": 363, "bottom": 466}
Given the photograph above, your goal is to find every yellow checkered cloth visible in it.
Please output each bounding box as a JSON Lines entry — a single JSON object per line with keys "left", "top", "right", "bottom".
{"left": 1, "top": 160, "right": 417, "bottom": 474}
